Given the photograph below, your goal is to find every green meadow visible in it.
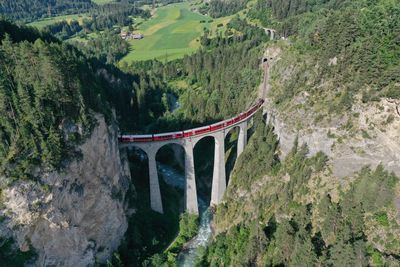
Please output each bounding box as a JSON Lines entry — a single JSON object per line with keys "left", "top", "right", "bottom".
{"left": 27, "top": 14, "right": 88, "bottom": 29}
{"left": 26, "top": 0, "right": 114, "bottom": 29}
{"left": 91, "top": 0, "right": 114, "bottom": 4}
{"left": 120, "top": 2, "right": 231, "bottom": 63}
{"left": 27, "top": 1, "right": 232, "bottom": 62}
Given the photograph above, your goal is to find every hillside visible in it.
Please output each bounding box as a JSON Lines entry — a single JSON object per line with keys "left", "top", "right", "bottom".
{"left": 261, "top": 0, "right": 400, "bottom": 177}
{"left": 0, "top": 0, "right": 94, "bottom": 22}
{"left": 195, "top": 0, "right": 400, "bottom": 266}
{"left": 0, "top": 20, "right": 133, "bottom": 266}
{"left": 0, "top": 0, "right": 399, "bottom": 266}
{"left": 200, "top": 120, "right": 400, "bottom": 266}
{"left": 0, "top": 19, "right": 113, "bottom": 182}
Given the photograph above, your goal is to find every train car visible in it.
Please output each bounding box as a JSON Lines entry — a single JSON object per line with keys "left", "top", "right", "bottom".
{"left": 232, "top": 114, "right": 241, "bottom": 123}
{"left": 183, "top": 130, "right": 194, "bottom": 137}
{"left": 193, "top": 125, "right": 211, "bottom": 135}
{"left": 249, "top": 104, "right": 259, "bottom": 114}
{"left": 118, "top": 136, "right": 130, "bottom": 142}
{"left": 245, "top": 99, "right": 263, "bottom": 117}
{"left": 119, "top": 134, "right": 153, "bottom": 142}
{"left": 153, "top": 131, "right": 184, "bottom": 141}
{"left": 134, "top": 135, "right": 154, "bottom": 142}
{"left": 118, "top": 99, "right": 265, "bottom": 143}
{"left": 245, "top": 108, "right": 253, "bottom": 117}
{"left": 224, "top": 118, "right": 235, "bottom": 126}
{"left": 210, "top": 121, "right": 224, "bottom": 131}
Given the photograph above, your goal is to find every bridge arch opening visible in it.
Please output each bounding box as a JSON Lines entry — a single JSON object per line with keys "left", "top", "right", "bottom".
{"left": 224, "top": 126, "right": 240, "bottom": 185}
{"left": 193, "top": 136, "right": 215, "bottom": 209}
{"left": 155, "top": 143, "right": 186, "bottom": 214}
{"left": 125, "top": 146, "right": 151, "bottom": 208}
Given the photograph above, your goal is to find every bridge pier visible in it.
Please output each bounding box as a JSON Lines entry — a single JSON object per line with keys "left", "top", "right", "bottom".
{"left": 237, "top": 121, "right": 248, "bottom": 157}
{"left": 148, "top": 152, "right": 163, "bottom": 213}
{"left": 211, "top": 131, "right": 226, "bottom": 205}
{"left": 184, "top": 141, "right": 199, "bottom": 214}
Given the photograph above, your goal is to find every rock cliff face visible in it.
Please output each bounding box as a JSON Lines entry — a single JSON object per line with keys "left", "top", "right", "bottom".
{"left": 1, "top": 114, "right": 131, "bottom": 266}
{"left": 262, "top": 46, "right": 400, "bottom": 178}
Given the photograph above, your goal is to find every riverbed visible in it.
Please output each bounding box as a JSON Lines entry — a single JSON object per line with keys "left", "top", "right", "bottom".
{"left": 158, "top": 164, "right": 213, "bottom": 266}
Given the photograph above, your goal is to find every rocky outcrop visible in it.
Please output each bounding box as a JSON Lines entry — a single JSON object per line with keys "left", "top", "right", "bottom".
{"left": 0, "top": 114, "right": 131, "bottom": 266}
{"left": 262, "top": 46, "right": 400, "bottom": 177}
{"left": 267, "top": 100, "right": 400, "bottom": 177}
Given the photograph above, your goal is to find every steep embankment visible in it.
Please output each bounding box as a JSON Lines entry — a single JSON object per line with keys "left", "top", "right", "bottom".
{"left": 1, "top": 115, "right": 130, "bottom": 266}
{"left": 263, "top": 45, "right": 400, "bottom": 177}
{"left": 258, "top": 0, "right": 400, "bottom": 177}
{"left": 206, "top": 120, "right": 400, "bottom": 266}
{"left": 200, "top": 54, "right": 400, "bottom": 264}
{"left": 0, "top": 20, "right": 131, "bottom": 266}
{"left": 199, "top": 1, "right": 400, "bottom": 265}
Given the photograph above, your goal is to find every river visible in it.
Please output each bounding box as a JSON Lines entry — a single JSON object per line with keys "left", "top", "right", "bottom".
{"left": 168, "top": 93, "right": 180, "bottom": 112}
{"left": 158, "top": 164, "right": 213, "bottom": 266}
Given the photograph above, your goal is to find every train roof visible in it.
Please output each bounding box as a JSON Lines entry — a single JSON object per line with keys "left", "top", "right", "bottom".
{"left": 121, "top": 134, "right": 152, "bottom": 138}
{"left": 153, "top": 131, "right": 182, "bottom": 136}
{"left": 210, "top": 121, "right": 224, "bottom": 126}
{"left": 190, "top": 125, "right": 210, "bottom": 131}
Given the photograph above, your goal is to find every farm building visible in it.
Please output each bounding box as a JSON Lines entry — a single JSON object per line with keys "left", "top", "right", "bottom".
{"left": 120, "top": 32, "right": 144, "bottom": 40}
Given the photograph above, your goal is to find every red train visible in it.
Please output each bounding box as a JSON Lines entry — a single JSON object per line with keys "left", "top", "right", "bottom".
{"left": 119, "top": 99, "right": 264, "bottom": 143}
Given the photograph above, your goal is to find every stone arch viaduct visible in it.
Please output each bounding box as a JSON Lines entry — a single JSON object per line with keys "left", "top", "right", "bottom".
{"left": 119, "top": 100, "right": 264, "bottom": 214}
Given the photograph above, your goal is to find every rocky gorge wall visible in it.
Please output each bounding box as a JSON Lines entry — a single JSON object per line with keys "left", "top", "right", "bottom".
{"left": 262, "top": 46, "right": 400, "bottom": 178}
{"left": 0, "top": 114, "right": 131, "bottom": 266}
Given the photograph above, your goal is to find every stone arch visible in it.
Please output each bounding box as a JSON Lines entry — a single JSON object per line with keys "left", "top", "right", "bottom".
{"left": 155, "top": 142, "right": 185, "bottom": 171}
{"left": 191, "top": 133, "right": 215, "bottom": 147}
{"left": 224, "top": 126, "right": 241, "bottom": 184}
{"left": 150, "top": 140, "right": 184, "bottom": 154}
{"left": 154, "top": 142, "right": 186, "bottom": 213}
{"left": 123, "top": 144, "right": 149, "bottom": 160}
{"left": 192, "top": 131, "right": 227, "bottom": 206}
{"left": 119, "top": 143, "right": 165, "bottom": 213}
{"left": 192, "top": 135, "right": 216, "bottom": 208}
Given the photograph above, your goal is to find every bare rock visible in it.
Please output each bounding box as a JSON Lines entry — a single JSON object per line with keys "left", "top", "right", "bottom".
{"left": 2, "top": 114, "right": 131, "bottom": 266}
{"left": 262, "top": 46, "right": 400, "bottom": 178}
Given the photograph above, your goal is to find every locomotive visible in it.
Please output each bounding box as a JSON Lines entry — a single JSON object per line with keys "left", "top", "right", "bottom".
{"left": 119, "top": 99, "right": 264, "bottom": 143}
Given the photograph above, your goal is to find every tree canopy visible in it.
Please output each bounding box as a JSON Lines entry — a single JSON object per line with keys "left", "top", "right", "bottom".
{"left": 0, "top": 20, "right": 110, "bottom": 181}
{"left": 0, "top": 0, "right": 93, "bottom": 22}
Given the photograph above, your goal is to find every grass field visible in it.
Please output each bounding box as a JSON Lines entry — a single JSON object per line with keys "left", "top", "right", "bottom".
{"left": 68, "top": 31, "right": 99, "bottom": 44}
{"left": 27, "top": 1, "right": 232, "bottom": 62}
{"left": 120, "top": 2, "right": 231, "bottom": 63}
{"left": 27, "top": 14, "right": 88, "bottom": 29}
{"left": 27, "top": 1, "right": 113, "bottom": 28}
{"left": 92, "top": 0, "right": 114, "bottom": 4}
